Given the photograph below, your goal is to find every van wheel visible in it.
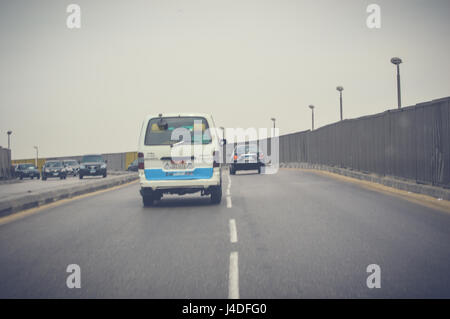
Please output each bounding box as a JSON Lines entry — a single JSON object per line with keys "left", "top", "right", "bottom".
{"left": 210, "top": 185, "right": 222, "bottom": 204}
{"left": 143, "top": 195, "right": 154, "bottom": 207}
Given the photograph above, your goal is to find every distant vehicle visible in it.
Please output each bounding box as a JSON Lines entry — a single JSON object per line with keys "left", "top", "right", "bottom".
{"left": 79, "top": 154, "right": 107, "bottom": 179}
{"left": 127, "top": 159, "right": 138, "bottom": 171}
{"left": 138, "top": 113, "right": 223, "bottom": 206}
{"left": 63, "top": 159, "right": 80, "bottom": 176}
{"left": 229, "top": 144, "right": 264, "bottom": 175}
{"left": 15, "top": 163, "right": 40, "bottom": 180}
{"left": 42, "top": 160, "right": 67, "bottom": 180}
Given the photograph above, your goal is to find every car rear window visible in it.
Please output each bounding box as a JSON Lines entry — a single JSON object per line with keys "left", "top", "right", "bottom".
{"left": 81, "top": 155, "right": 104, "bottom": 163}
{"left": 144, "top": 117, "right": 212, "bottom": 145}
{"left": 46, "top": 162, "right": 62, "bottom": 167}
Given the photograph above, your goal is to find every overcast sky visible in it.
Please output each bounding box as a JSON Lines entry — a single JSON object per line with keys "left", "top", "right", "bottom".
{"left": 1, "top": 0, "right": 449, "bottom": 159}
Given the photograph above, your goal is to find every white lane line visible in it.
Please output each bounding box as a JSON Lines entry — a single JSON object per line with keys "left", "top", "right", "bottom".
{"left": 226, "top": 196, "right": 232, "bottom": 208}
{"left": 229, "top": 219, "right": 238, "bottom": 243}
{"left": 228, "top": 251, "right": 240, "bottom": 299}
{"left": 226, "top": 168, "right": 232, "bottom": 208}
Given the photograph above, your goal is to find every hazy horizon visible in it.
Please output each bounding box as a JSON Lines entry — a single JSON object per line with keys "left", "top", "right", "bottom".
{"left": 1, "top": 0, "right": 449, "bottom": 159}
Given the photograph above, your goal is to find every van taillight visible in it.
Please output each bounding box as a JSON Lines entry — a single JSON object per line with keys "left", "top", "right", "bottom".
{"left": 138, "top": 152, "right": 144, "bottom": 169}
{"left": 213, "top": 151, "right": 220, "bottom": 168}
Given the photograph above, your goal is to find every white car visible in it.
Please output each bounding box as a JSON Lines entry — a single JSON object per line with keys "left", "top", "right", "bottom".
{"left": 138, "top": 113, "right": 223, "bottom": 206}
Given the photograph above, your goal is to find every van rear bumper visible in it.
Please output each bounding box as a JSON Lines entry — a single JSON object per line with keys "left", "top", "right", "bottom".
{"left": 139, "top": 167, "right": 221, "bottom": 191}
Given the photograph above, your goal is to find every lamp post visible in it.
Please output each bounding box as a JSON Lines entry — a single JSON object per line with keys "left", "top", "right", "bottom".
{"left": 34, "top": 146, "right": 39, "bottom": 168}
{"left": 219, "top": 126, "right": 225, "bottom": 164}
{"left": 270, "top": 118, "right": 276, "bottom": 138}
{"left": 390, "top": 57, "right": 403, "bottom": 109}
{"left": 309, "top": 105, "right": 315, "bottom": 130}
{"left": 7, "top": 130, "right": 12, "bottom": 149}
{"left": 336, "top": 86, "right": 344, "bottom": 121}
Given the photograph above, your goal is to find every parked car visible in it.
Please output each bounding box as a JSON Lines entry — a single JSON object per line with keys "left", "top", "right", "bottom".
{"left": 229, "top": 144, "right": 264, "bottom": 175}
{"left": 138, "top": 113, "right": 223, "bottom": 206}
{"left": 63, "top": 159, "right": 80, "bottom": 176}
{"left": 42, "top": 160, "right": 67, "bottom": 180}
{"left": 127, "top": 159, "right": 138, "bottom": 171}
{"left": 15, "top": 163, "right": 40, "bottom": 180}
{"left": 79, "top": 154, "right": 107, "bottom": 179}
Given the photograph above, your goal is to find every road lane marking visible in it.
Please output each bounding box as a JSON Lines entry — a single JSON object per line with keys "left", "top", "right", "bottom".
{"left": 226, "top": 168, "right": 232, "bottom": 208}
{"left": 229, "top": 219, "right": 238, "bottom": 243}
{"left": 226, "top": 196, "right": 232, "bottom": 208}
{"left": 0, "top": 180, "right": 139, "bottom": 226}
{"left": 228, "top": 251, "right": 239, "bottom": 299}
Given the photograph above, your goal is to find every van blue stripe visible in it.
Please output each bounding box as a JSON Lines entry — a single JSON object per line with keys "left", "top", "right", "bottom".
{"left": 145, "top": 168, "right": 213, "bottom": 180}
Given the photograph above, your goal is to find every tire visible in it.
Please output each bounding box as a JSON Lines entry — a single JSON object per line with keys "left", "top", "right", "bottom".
{"left": 210, "top": 184, "right": 222, "bottom": 204}
{"left": 143, "top": 195, "right": 154, "bottom": 207}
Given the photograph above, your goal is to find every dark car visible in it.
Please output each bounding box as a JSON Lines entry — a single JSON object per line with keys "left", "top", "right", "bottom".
{"left": 15, "top": 163, "right": 40, "bottom": 180}
{"left": 63, "top": 159, "right": 80, "bottom": 176}
{"left": 79, "top": 154, "right": 107, "bottom": 179}
{"left": 42, "top": 160, "right": 67, "bottom": 180}
{"left": 229, "top": 144, "right": 265, "bottom": 175}
{"left": 127, "top": 159, "right": 138, "bottom": 172}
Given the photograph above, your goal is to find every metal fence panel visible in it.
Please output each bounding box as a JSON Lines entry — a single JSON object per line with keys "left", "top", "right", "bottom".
{"left": 277, "top": 97, "right": 450, "bottom": 187}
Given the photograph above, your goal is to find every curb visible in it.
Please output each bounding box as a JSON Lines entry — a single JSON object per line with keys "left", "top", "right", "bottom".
{"left": 280, "top": 162, "right": 450, "bottom": 201}
{"left": 0, "top": 173, "right": 139, "bottom": 218}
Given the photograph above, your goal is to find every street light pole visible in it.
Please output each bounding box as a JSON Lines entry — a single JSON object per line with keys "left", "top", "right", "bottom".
{"left": 7, "top": 131, "right": 12, "bottom": 149}
{"left": 309, "top": 105, "right": 315, "bottom": 130}
{"left": 270, "top": 118, "right": 276, "bottom": 137}
{"left": 336, "top": 86, "right": 344, "bottom": 121}
{"left": 34, "top": 146, "right": 39, "bottom": 168}
{"left": 391, "top": 57, "right": 403, "bottom": 109}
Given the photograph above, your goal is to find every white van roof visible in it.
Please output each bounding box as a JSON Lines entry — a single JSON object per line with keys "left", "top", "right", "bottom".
{"left": 145, "top": 113, "right": 213, "bottom": 119}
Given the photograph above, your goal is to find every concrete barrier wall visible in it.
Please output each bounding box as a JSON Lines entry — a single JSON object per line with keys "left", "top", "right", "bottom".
{"left": 0, "top": 147, "right": 12, "bottom": 179}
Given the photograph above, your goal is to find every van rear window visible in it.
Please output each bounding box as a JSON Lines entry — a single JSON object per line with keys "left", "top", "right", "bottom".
{"left": 144, "top": 117, "right": 212, "bottom": 145}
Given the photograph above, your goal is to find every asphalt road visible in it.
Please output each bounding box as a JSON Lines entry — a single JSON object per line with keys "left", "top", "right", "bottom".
{"left": 1, "top": 168, "right": 450, "bottom": 298}
{"left": 0, "top": 173, "right": 131, "bottom": 201}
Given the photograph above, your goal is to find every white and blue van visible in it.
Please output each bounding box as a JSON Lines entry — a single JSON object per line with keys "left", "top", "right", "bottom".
{"left": 137, "top": 113, "right": 223, "bottom": 206}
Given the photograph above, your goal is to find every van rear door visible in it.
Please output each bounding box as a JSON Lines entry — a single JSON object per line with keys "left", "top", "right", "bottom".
{"left": 140, "top": 116, "right": 216, "bottom": 180}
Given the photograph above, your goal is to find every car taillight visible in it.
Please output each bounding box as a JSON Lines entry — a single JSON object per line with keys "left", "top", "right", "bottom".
{"left": 213, "top": 151, "right": 220, "bottom": 168}
{"left": 138, "top": 152, "right": 144, "bottom": 169}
